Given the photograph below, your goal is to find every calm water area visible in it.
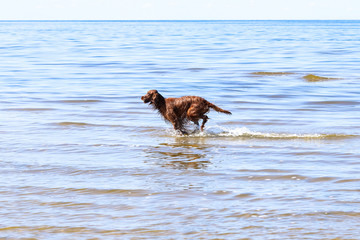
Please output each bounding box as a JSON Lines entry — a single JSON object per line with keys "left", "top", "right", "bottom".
{"left": 0, "top": 20, "right": 360, "bottom": 239}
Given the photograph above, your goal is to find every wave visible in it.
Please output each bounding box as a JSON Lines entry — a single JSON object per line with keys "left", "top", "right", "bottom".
{"left": 55, "top": 122, "right": 95, "bottom": 127}
{"left": 169, "top": 126, "right": 356, "bottom": 140}
{"left": 53, "top": 122, "right": 124, "bottom": 128}
{"left": 249, "top": 72, "right": 343, "bottom": 82}
{"left": 185, "top": 67, "right": 209, "bottom": 72}
{"left": 5, "top": 108, "right": 55, "bottom": 111}
{"left": 303, "top": 74, "right": 341, "bottom": 82}
{"left": 60, "top": 99, "right": 102, "bottom": 103}
{"left": 250, "top": 71, "right": 295, "bottom": 76}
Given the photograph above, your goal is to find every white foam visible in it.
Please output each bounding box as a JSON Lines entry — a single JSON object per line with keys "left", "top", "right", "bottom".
{"left": 166, "top": 125, "right": 342, "bottom": 139}
{"left": 206, "top": 126, "right": 324, "bottom": 139}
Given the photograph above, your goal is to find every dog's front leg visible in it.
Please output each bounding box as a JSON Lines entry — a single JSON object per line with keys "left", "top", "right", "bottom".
{"left": 170, "top": 121, "right": 186, "bottom": 135}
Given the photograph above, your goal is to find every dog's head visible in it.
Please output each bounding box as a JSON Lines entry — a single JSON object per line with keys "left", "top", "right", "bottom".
{"left": 141, "top": 90, "right": 159, "bottom": 105}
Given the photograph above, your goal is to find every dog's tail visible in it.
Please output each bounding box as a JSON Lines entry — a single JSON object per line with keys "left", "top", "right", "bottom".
{"left": 208, "top": 102, "right": 232, "bottom": 115}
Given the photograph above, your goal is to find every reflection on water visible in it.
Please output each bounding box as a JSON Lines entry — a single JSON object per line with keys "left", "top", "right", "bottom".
{"left": 145, "top": 137, "right": 213, "bottom": 169}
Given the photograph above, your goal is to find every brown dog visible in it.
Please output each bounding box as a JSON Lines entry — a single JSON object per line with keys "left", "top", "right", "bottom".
{"left": 141, "top": 90, "right": 231, "bottom": 134}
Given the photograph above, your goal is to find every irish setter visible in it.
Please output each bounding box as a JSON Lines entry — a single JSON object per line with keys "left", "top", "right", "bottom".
{"left": 141, "top": 90, "right": 231, "bottom": 134}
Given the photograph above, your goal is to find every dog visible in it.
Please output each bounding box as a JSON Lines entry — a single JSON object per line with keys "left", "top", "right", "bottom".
{"left": 141, "top": 90, "right": 231, "bottom": 134}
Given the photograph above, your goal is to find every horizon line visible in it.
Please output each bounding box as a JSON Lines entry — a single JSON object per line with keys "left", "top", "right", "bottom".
{"left": 0, "top": 19, "right": 359, "bottom": 22}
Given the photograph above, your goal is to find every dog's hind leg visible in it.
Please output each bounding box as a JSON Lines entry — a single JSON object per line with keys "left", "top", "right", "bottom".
{"left": 187, "top": 106, "right": 202, "bottom": 129}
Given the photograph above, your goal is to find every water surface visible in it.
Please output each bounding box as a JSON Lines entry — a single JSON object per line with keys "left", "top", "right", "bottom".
{"left": 1, "top": 20, "right": 360, "bottom": 239}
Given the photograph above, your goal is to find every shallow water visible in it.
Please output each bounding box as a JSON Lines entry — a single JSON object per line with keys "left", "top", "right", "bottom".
{"left": 1, "top": 20, "right": 360, "bottom": 239}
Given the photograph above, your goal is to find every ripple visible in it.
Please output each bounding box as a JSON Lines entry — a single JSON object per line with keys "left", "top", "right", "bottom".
{"left": 15, "top": 186, "right": 154, "bottom": 197}
{"left": 250, "top": 71, "right": 295, "bottom": 76}
{"left": 4, "top": 108, "right": 56, "bottom": 111}
{"left": 54, "top": 122, "right": 98, "bottom": 127}
{"left": 226, "top": 210, "right": 360, "bottom": 219}
{"left": 234, "top": 193, "right": 255, "bottom": 198}
{"left": 335, "top": 179, "right": 360, "bottom": 183}
{"left": 237, "top": 169, "right": 293, "bottom": 173}
{"left": 0, "top": 226, "right": 125, "bottom": 235}
{"left": 59, "top": 99, "right": 103, "bottom": 103}
{"left": 307, "top": 177, "right": 337, "bottom": 183}
{"left": 306, "top": 100, "right": 359, "bottom": 106}
{"left": 53, "top": 122, "right": 124, "bottom": 128}
{"left": 185, "top": 67, "right": 209, "bottom": 72}
{"left": 69, "top": 188, "right": 153, "bottom": 196}
{"left": 239, "top": 174, "right": 307, "bottom": 181}
{"left": 303, "top": 74, "right": 341, "bottom": 82}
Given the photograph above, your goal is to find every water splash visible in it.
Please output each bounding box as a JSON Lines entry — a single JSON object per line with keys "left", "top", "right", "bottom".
{"left": 167, "top": 126, "right": 355, "bottom": 140}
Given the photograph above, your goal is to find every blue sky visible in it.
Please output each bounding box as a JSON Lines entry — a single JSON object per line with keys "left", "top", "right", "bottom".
{"left": 1, "top": 0, "right": 359, "bottom": 20}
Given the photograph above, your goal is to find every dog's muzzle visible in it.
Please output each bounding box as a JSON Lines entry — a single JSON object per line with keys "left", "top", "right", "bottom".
{"left": 141, "top": 96, "right": 151, "bottom": 103}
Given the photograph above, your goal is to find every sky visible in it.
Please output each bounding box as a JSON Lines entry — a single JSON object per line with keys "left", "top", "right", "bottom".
{"left": 0, "top": 0, "right": 359, "bottom": 20}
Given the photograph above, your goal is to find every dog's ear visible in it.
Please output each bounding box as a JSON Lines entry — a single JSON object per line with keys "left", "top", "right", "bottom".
{"left": 151, "top": 91, "right": 159, "bottom": 102}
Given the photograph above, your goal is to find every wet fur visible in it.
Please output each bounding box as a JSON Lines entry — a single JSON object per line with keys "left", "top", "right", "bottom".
{"left": 141, "top": 90, "right": 231, "bottom": 134}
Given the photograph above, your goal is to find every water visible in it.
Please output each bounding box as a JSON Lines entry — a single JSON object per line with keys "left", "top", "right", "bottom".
{"left": 1, "top": 20, "right": 360, "bottom": 239}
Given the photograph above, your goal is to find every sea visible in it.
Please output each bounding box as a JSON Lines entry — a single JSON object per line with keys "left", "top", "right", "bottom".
{"left": 0, "top": 20, "right": 359, "bottom": 239}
